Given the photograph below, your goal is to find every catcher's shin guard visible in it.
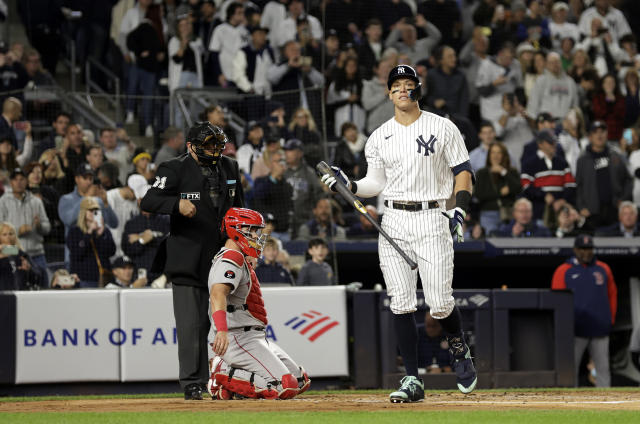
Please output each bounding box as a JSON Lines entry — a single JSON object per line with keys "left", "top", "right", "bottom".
{"left": 278, "top": 374, "right": 300, "bottom": 399}
{"left": 298, "top": 367, "right": 311, "bottom": 394}
{"left": 214, "top": 371, "right": 260, "bottom": 399}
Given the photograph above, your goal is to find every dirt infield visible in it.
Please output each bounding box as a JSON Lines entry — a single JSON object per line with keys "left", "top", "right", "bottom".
{"left": 2, "top": 391, "right": 640, "bottom": 413}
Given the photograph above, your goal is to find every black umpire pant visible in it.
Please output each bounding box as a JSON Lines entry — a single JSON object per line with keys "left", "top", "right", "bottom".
{"left": 172, "top": 283, "right": 211, "bottom": 389}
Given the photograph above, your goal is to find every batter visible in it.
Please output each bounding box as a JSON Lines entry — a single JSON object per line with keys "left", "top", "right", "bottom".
{"left": 321, "top": 64, "right": 477, "bottom": 402}
{"left": 207, "top": 207, "right": 311, "bottom": 400}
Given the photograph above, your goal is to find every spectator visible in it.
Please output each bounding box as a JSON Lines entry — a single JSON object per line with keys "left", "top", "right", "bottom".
{"left": 476, "top": 42, "right": 522, "bottom": 123}
{"left": 237, "top": 121, "right": 264, "bottom": 175}
{"left": 549, "top": 2, "right": 580, "bottom": 52}
{"left": 100, "top": 127, "right": 132, "bottom": 185}
{"left": 592, "top": 74, "right": 626, "bottom": 142}
{"left": 417, "top": 312, "right": 452, "bottom": 373}
{"left": 202, "top": 104, "right": 237, "bottom": 147}
{"left": 630, "top": 129, "right": 640, "bottom": 207}
{"left": 521, "top": 130, "right": 576, "bottom": 225}
{"left": 493, "top": 93, "right": 532, "bottom": 168}
{"left": 118, "top": 0, "right": 153, "bottom": 67}
{"left": 61, "top": 124, "right": 89, "bottom": 178}
{"left": 321, "top": 29, "right": 341, "bottom": 83}
{"left": 568, "top": 48, "right": 593, "bottom": 83}
{"left": 287, "top": 107, "right": 322, "bottom": 166}
{"left": 576, "top": 17, "right": 623, "bottom": 78}
{"left": 552, "top": 234, "right": 617, "bottom": 387}
{"left": 22, "top": 47, "right": 54, "bottom": 87}
{"left": 520, "top": 112, "right": 563, "bottom": 169}
{"left": 596, "top": 201, "right": 639, "bottom": 237}
{"left": 358, "top": 19, "right": 385, "bottom": 80}
{"left": 85, "top": 145, "right": 104, "bottom": 174}
{"left": 327, "top": 56, "right": 366, "bottom": 136}
{"left": 131, "top": 148, "right": 155, "bottom": 182}
{"left": 0, "top": 97, "right": 24, "bottom": 150}
{"left": 39, "top": 148, "right": 72, "bottom": 196}
{"left": 578, "top": 0, "right": 631, "bottom": 44}
{"left": 559, "top": 36, "right": 577, "bottom": 72}
{"left": 558, "top": 108, "right": 588, "bottom": 176}
{"left": 250, "top": 136, "right": 282, "bottom": 180}
{"left": 25, "top": 162, "right": 61, "bottom": 242}
{"left": 623, "top": 69, "right": 640, "bottom": 128}
{"left": 106, "top": 174, "right": 143, "bottom": 260}
{"left": 385, "top": 15, "right": 442, "bottom": 65}
{"left": 208, "top": 2, "right": 248, "bottom": 87}
{"left": 576, "top": 121, "right": 632, "bottom": 228}
{"left": 375, "top": 0, "right": 412, "bottom": 34}
{"left": 516, "top": 0, "right": 551, "bottom": 48}
{"left": 526, "top": 52, "right": 579, "bottom": 121}
{"left": 168, "top": 15, "right": 204, "bottom": 96}
{"left": 417, "top": 0, "right": 462, "bottom": 49}
{"left": 273, "top": 0, "right": 323, "bottom": 48}
{"left": 154, "top": 126, "right": 185, "bottom": 166}
{"left": 553, "top": 203, "right": 593, "bottom": 238}
{"left": 469, "top": 121, "right": 499, "bottom": 172}
{"left": 297, "top": 237, "right": 334, "bottom": 286}
{"left": 254, "top": 237, "right": 294, "bottom": 285}
{"left": 0, "top": 221, "right": 42, "bottom": 290}
{"left": 17, "top": 0, "right": 63, "bottom": 76}
{"left": 0, "top": 138, "right": 18, "bottom": 187}
{"left": 474, "top": 142, "right": 521, "bottom": 234}
{"left": 122, "top": 178, "right": 170, "bottom": 282}
{"left": 195, "top": 0, "right": 219, "bottom": 52}
{"left": 362, "top": 58, "right": 395, "bottom": 135}
{"left": 38, "top": 111, "right": 70, "bottom": 157}
{"left": 297, "top": 197, "right": 347, "bottom": 241}
{"left": 259, "top": 101, "right": 288, "bottom": 144}
{"left": 618, "top": 35, "right": 640, "bottom": 87}
{"left": 426, "top": 45, "right": 469, "bottom": 117}
{"left": 492, "top": 197, "right": 552, "bottom": 237}
{"left": 334, "top": 122, "right": 367, "bottom": 180}
{"left": 459, "top": 27, "right": 489, "bottom": 127}
{"left": 346, "top": 204, "right": 379, "bottom": 239}
{"left": 283, "top": 139, "right": 323, "bottom": 240}
{"left": 260, "top": 0, "right": 288, "bottom": 47}
{"left": 97, "top": 162, "right": 121, "bottom": 191}
{"left": 295, "top": 16, "right": 322, "bottom": 71}
{"left": 0, "top": 166, "right": 50, "bottom": 277}
{"left": 0, "top": 44, "right": 28, "bottom": 97}
{"left": 252, "top": 149, "right": 293, "bottom": 239}
{"left": 105, "top": 256, "right": 148, "bottom": 289}
{"left": 58, "top": 163, "right": 118, "bottom": 245}
{"left": 523, "top": 50, "right": 546, "bottom": 101}
{"left": 232, "top": 26, "right": 274, "bottom": 95}
{"left": 66, "top": 196, "right": 116, "bottom": 288}
{"left": 268, "top": 40, "right": 324, "bottom": 120}
{"left": 126, "top": 4, "right": 167, "bottom": 137}
{"left": 50, "top": 268, "right": 80, "bottom": 290}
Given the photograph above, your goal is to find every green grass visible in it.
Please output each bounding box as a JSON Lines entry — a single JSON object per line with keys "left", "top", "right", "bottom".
{"left": 1, "top": 387, "right": 639, "bottom": 403}
{"left": 0, "top": 411, "right": 636, "bottom": 424}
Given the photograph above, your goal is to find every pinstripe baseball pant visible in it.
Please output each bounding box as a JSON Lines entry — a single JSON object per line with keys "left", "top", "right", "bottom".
{"left": 379, "top": 205, "right": 455, "bottom": 318}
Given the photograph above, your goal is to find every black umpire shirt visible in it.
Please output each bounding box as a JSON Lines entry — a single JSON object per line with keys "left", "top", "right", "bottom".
{"left": 140, "top": 153, "right": 244, "bottom": 287}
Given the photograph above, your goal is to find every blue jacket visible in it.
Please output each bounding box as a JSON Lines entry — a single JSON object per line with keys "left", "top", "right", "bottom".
{"left": 552, "top": 256, "right": 617, "bottom": 338}
{"left": 254, "top": 259, "right": 294, "bottom": 285}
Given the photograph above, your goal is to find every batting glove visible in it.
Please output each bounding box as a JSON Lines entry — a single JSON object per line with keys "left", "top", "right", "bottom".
{"left": 442, "top": 207, "right": 466, "bottom": 243}
{"left": 320, "top": 166, "right": 350, "bottom": 192}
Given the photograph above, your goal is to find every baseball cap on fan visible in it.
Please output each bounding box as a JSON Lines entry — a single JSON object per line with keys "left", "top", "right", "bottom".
{"left": 589, "top": 120, "right": 607, "bottom": 133}
{"left": 574, "top": 234, "right": 594, "bottom": 249}
{"left": 127, "top": 174, "right": 150, "bottom": 199}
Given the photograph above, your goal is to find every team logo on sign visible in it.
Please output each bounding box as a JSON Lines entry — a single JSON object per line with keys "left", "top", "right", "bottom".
{"left": 416, "top": 134, "right": 437, "bottom": 156}
{"left": 284, "top": 310, "right": 339, "bottom": 342}
{"left": 224, "top": 270, "right": 235, "bottom": 279}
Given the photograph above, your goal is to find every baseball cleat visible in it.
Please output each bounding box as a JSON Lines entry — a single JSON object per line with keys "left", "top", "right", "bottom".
{"left": 184, "top": 382, "right": 204, "bottom": 400}
{"left": 389, "top": 375, "right": 424, "bottom": 403}
{"left": 448, "top": 337, "right": 478, "bottom": 394}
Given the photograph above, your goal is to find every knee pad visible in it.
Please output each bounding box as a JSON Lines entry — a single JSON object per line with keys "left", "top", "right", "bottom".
{"left": 278, "top": 374, "right": 300, "bottom": 399}
{"left": 297, "top": 366, "right": 311, "bottom": 394}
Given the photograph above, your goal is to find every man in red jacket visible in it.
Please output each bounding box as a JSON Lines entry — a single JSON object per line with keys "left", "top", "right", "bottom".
{"left": 552, "top": 234, "right": 617, "bottom": 387}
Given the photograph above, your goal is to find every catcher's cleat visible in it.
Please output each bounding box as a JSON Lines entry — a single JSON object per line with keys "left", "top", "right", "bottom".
{"left": 448, "top": 336, "right": 478, "bottom": 394}
{"left": 184, "top": 383, "right": 204, "bottom": 400}
{"left": 389, "top": 376, "right": 424, "bottom": 403}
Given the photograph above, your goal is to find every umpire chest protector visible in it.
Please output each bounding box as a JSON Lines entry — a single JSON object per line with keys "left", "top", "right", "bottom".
{"left": 142, "top": 153, "right": 244, "bottom": 287}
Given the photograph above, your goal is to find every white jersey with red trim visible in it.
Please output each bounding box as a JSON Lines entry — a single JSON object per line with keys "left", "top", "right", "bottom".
{"left": 207, "top": 247, "right": 267, "bottom": 329}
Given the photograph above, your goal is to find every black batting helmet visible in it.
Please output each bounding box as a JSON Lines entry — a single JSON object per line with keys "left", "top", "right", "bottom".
{"left": 387, "top": 65, "right": 422, "bottom": 101}
{"left": 186, "top": 121, "right": 228, "bottom": 165}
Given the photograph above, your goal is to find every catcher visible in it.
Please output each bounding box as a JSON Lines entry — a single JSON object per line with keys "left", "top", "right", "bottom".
{"left": 207, "top": 207, "right": 311, "bottom": 399}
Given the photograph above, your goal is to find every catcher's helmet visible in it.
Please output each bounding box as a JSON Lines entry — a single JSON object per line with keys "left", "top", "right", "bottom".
{"left": 222, "top": 208, "right": 267, "bottom": 258}
{"left": 387, "top": 65, "right": 422, "bottom": 101}
{"left": 186, "top": 121, "right": 227, "bottom": 165}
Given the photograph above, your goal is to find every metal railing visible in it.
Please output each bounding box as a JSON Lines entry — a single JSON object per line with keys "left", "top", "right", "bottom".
{"left": 85, "top": 57, "right": 121, "bottom": 122}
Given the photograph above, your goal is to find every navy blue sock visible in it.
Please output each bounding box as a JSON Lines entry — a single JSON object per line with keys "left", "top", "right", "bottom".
{"left": 438, "top": 306, "right": 463, "bottom": 337}
{"left": 393, "top": 312, "right": 419, "bottom": 378}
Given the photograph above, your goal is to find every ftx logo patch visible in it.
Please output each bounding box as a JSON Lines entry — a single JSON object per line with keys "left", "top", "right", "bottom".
{"left": 181, "top": 192, "right": 201, "bottom": 200}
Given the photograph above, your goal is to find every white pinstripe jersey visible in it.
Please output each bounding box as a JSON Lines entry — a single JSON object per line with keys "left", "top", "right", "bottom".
{"left": 365, "top": 110, "right": 470, "bottom": 202}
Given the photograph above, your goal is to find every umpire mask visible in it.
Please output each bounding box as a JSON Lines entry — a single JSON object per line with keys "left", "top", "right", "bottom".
{"left": 187, "top": 122, "right": 228, "bottom": 166}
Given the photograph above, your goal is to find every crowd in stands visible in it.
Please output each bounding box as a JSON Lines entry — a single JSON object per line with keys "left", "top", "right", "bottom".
{"left": 1, "top": 0, "right": 640, "bottom": 289}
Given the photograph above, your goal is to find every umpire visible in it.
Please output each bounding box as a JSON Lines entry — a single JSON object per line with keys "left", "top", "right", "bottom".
{"left": 141, "top": 122, "right": 244, "bottom": 400}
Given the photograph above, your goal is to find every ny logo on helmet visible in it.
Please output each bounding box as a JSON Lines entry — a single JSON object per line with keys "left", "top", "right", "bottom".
{"left": 397, "top": 67, "right": 406, "bottom": 74}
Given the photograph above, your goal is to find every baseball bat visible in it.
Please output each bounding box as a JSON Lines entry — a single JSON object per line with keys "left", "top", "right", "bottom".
{"left": 316, "top": 161, "right": 418, "bottom": 270}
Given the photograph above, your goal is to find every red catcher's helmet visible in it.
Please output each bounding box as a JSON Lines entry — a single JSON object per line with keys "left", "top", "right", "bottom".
{"left": 222, "top": 208, "right": 267, "bottom": 258}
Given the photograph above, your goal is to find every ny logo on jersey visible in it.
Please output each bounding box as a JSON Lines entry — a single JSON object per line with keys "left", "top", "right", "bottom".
{"left": 416, "top": 134, "right": 437, "bottom": 156}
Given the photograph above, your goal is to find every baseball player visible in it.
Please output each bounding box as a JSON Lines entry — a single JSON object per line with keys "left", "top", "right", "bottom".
{"left": 321, "top": 64, "right": 477, "bottom": 402}
{"left": 207, "top": 207, "right": 311, "bottom": 399}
